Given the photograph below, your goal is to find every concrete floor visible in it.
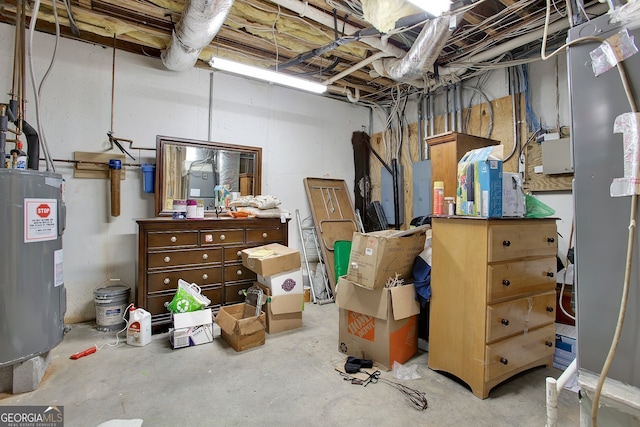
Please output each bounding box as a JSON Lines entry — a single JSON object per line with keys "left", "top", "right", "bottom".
{"left": 0, "top": 303, "right": 579, "bottom": 427}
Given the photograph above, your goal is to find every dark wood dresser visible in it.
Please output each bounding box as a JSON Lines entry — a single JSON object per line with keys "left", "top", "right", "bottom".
{"left": 136, "top": 217, "right": 289, "bottom": 329}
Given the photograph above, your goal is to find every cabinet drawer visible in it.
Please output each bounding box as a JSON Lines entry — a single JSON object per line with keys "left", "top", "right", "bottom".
{"left": 146, "top": 285, "right": 223, "bottom": 317}
{"left": 148, "top": 231, "right": 198, "bottom": 248}
{"left": 485, "top": 323, "right": 555, "bottom": 382}
{"left": 225, "top": 281, "right": 255, "bottom": 305}
{"left": 200, "top": 229, "right": 244, "bottom": 245}
{"left": 487, "top": 257, "right": 556, "bottom": 302}
{"left": 147, "top": 266, "right": 223, "bottom": 293}
{"left": 488, "top": 223, "right": 557, "bottom": 262}
{"left": 224, "top": 246, "right": 250, "bottom": 263}
{"left": 148, "top": 248, "right": 222, "bottom": 269}
{"left": 224, "top": 264, "right": 257, "bottom": 283}
{"left": 486, "top": 291, "right": 556, "bottom": 343}
{"left": 246, "top": 227, "right": 285, "bottom": 244}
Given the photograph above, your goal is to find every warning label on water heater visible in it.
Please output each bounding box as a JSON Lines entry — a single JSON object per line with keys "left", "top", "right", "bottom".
{"left": 24, "top": 198, "right": 58, "bottom": 243}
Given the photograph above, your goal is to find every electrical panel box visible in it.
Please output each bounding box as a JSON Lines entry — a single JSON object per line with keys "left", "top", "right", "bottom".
{"left": 412, "top": 160, "right": 431, "bottom": 217}
{"left": 542, "top": 138, "right": 573, "bottom": 174}
{"left": 381, "top": 165, "right": 404, "bottom": 227}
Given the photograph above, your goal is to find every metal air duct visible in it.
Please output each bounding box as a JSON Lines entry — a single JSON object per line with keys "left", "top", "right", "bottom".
{"left": 162, "top": 0, "right": 234, "bottom": 71}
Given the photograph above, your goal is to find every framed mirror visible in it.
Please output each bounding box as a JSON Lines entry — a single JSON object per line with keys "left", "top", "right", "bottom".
{"left": 155, "top": 136, "right": 262, "bottom": 216}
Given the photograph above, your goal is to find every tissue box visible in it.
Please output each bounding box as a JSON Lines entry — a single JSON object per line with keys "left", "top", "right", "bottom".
{"left": 456, "top": 145, "right": 503, "bottom": 218}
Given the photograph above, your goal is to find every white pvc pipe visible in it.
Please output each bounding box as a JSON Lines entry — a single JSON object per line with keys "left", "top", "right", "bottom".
{"left": 546, "top": 358, "right": 578, "bottom": 427}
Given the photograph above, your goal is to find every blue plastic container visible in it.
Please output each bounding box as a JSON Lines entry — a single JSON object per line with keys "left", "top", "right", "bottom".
{"left": 141, "top": 164, "right": 155, "bottom": 193}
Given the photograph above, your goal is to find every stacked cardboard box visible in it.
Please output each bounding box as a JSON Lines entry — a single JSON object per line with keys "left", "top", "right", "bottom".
{"left": 336, "top": 227, "right": 427, "bottom": 370}
{"left": 241, "top": 243, "right": 304, "bottom": 334}
{"left": 554, "top": 323, "right": 577, "bottom": 370}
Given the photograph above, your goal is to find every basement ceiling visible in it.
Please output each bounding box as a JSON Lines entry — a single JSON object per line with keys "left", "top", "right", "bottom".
{"left": 0, "top": 0, "right": 609, "bottom": 104}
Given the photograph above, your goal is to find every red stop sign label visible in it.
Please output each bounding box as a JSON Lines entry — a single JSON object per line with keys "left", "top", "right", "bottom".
{"left": 36, "top": 204, "right": 51, "bottom": 218}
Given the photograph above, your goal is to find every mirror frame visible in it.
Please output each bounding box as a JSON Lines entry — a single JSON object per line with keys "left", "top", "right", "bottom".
{"left": 155, "top": 135, "right": 262, "bottom": 216}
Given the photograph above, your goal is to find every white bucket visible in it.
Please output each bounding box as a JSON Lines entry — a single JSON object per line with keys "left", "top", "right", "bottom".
{"left": 94, "top": 285, "right": 130, "bottom": 331}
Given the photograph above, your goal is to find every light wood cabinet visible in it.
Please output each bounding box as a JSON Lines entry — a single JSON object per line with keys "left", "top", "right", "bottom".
{"left": 428, "top": 217, "right": 557, "bottom": 398}
{"left": 137, "top": 217, "right": 288, "bottom": 330}
{"left": 426, "top": 132, "right": 499, "bottom": 199}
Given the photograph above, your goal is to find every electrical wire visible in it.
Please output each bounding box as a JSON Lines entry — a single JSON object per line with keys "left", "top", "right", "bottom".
{"left": 558, "top": 219, "right": 576, "bottom": 321}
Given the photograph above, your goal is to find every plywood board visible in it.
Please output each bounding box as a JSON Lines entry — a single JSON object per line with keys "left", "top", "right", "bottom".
{"left": 73, "top": 152, "right": 126, "bottom": 179}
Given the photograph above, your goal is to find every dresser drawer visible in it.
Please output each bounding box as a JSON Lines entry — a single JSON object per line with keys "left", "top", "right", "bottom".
{"left": 148, "top": 248, "right": 222, "bottom": 269}
{"left": 487, "top": 257, "right": 556, "bottom": 302}
{"left": 224, "top": 264, "right": 257, "bottom": 283}
{"left": 488, "top": 223, "right": 557, "bottom": 262}
{"left": 200, "top": 229, "right": 244, "bottom": 245}
{"left": 147, "top": 266, "right": 223, "bottom": 293}
{"left": 486, "top": 291, "right": 556, "bottom": 343}
{"left": 246, "top": 227, "right": 285, "bottom": 244}
{"left": 146, "top": 285, "right": 223, "bottom": 316}
{"left": 224, "top": 246, "right": 250, "bottom": 263}
{"left": 485, "top": 323, "right": 555, "bottom": 382}
{"left": 148, "top": 231, "right": 198, "bottom": 249}
{"left": 224, "top": 281, "right": 255, "bottom": 305}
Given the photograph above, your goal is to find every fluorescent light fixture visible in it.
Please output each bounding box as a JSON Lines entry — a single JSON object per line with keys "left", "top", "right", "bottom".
{"left": 406, "top": 0, "right": 450, "bottom": 16}
{"left": 208, "top": 56, "right": 327, "bottom": 94}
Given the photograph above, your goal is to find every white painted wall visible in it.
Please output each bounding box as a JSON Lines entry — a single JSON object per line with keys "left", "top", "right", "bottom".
{"left": 0, "top": 23, "right": 369, "bottom": 322}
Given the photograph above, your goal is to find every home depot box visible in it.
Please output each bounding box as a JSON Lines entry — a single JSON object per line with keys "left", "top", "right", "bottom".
{"left": 502, "top": 172, "right": 526, "bottom": 217}
{"left": 215, "top": 303, "right": 266, "bottom": 352}
{"left": 456, "top": 145, "right": 503, "bottom": 218}
{"left": 241, "top": 243, "right": 301, "bottom": 276}
{"left": 345, "top": 227, "right": 427, "bottom": 290}
{"left": 252, "top": 282, "right": 303, "bottom": 334}
{"left": 170, "top": 308, "right": 214, "bottom": 349}
{"left": 335, "top": 277, "right": 420, "bottom": 370}
{"left": 257, "top": 268, "right": 304, "bottom": 296}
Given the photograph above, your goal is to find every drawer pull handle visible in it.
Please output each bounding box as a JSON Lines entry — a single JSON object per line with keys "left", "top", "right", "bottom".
{"left": 503, "top": 240, "right": 511, "bottom": 247}
{"left": 164, "top": 278, "right": 170, "bottom": 285}
{"left": 220, "top": 234, "right": 226, "bottom": 241}
{"left": 502, "top": 279, "right": 510, "bottom": 286}
{"left": 547, "top": 237, "right": 555, "bottom": 243}
{"left": 170, "top": 236, "right": 177, "bottom": 243}
{"left": 164, "top": 256, "right": 171, "bottom": 263}
{"left": 500, "top": 358, "right": 508, "bottom": 365}
{"left": 501, "top": 319, "right": 510, "bottom": 326}
{"left": 262, "top": 232, "right": 268, "bottom": 238}
{"left": 237, "top": 269, "right": 242, "bottom": 276}
{"left": 237, "top": 251, "right": 242, "bottom": 257}
{"left": 545, "top": 341, "right": 553, "bottom": 347}
{"left": 202, "top": 253, "right": 208, "bottom": 260}
{"left": 202, "top": 273, "right": 208, "bottom": 280}
{"left": 546, "top": 272, "right": 554, "bottom": 278}
{"left": 546, "top": 306, "right": 554, "bottom": 312}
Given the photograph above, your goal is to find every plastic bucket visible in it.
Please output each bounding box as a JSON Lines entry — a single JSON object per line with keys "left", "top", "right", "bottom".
{"left": 141, "top": 164, "right": 155, "bottom": 193}
{"left": 334, "top": 240, "right": 352, "bottom": 280}
{"left": 94, "top": 285, "right": 131, "bottom": 331}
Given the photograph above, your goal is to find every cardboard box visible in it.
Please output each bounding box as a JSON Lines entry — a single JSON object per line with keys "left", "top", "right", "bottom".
{"left": 252, "top": 282, "right": 303, "bottom": 334}
{"left": 345, "top": 227, "right": 427, "bottom": 290}
{"left": 502, "top": 172, "right": 526, "bottom": 217}
{"left": 553, "top": 323, "right": 576, "bottom": 369}
{"left": 257, "top": 268, "right": 304, "bottom": 296}
{"left": 335, "top": 277, "right": 420, "bottom": 370}
{"left": 241, "top": 243, "right": 301, "bottom": 276}
{"left": 215, "top": 303, "right": 266, "bottom": 352}
{"left": 456, "top": 145, "right": 503, "bottom": 218}
{"left": 170, "top": 308, "right": 214, "bottom": 349}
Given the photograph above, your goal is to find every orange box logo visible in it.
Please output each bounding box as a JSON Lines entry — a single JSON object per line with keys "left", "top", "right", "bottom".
{"left": 347, "top": 311, "right": 375, "bottom": 342}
